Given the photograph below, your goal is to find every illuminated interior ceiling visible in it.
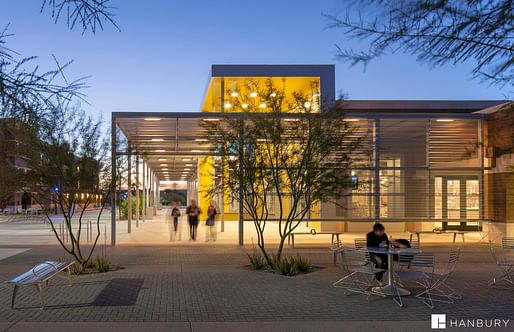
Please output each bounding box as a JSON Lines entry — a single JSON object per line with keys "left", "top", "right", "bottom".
{"left": 115, "top": 114, "right": 219, "bottom": 181}
{"left": 115, "top": 65, "right": 335, "bottom": 182}
{"left": 202, "top": 76, "right": 321, "bottom": 113}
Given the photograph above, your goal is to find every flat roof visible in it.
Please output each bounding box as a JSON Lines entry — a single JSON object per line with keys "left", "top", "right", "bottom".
{"left": 336, "top": 100, "right": 507, "bottom": 113}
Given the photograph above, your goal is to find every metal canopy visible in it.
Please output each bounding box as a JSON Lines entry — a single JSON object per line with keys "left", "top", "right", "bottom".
{"left": 113, "top": 112, "right": 224, "bottom": 181}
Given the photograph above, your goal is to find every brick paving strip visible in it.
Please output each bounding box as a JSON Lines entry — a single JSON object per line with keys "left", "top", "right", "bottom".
{"left": 0, "top": 244, "right": 512, "bottom": 331}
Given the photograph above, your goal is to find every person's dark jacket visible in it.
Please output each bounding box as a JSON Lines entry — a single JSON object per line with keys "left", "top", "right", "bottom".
{"left": 366, "top": 231, "right": 389, "bottom": 248}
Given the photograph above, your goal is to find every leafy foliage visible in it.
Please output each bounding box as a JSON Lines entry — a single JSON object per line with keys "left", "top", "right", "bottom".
{"left": 94, "top": 256, "right": 110, "bottom": 272}
{"left": 40, "top": 0, "right": 119, "bottom": 34}
{"left": 325, "top": 0, "right": 514, "bottom": 87}
{"left": 203, "top": 79, "right": 366, "bottom": 264}
{"left": 247, "top": 249, "right": 266, "bottom": 270}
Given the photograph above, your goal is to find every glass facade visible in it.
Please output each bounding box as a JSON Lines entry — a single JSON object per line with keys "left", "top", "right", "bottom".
{"left": 329, "top": 116, "right": 485, "bottom": 232}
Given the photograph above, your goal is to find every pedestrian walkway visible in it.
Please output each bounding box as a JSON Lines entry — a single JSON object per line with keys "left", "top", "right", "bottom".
{"left": 0, "top": 243, "right": 512, "bottom": 331}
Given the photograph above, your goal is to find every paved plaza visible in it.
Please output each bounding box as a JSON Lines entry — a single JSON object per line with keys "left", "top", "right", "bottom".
{"left": 0, "top": 242, "right": 513, "bottom": 331}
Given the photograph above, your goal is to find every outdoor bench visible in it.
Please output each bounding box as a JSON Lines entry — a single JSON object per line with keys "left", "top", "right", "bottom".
{"left": 288, "top": 229, "right": 342, "bottom": 248}
{"left": 7, "top": 260, "right": 75, "bottom": 309}
{"left": 408, "top": 230, "right": 467, "bottom": 245}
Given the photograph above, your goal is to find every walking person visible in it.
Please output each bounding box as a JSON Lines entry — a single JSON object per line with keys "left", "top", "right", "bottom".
{"left": 186, "top": 200, "right": 201, "bottom": 241}
{"left": 171, "top": 201, "right": 181, "bottom": 239}
{"left": 205, "top": 201, "right": 217, "bottom": 242}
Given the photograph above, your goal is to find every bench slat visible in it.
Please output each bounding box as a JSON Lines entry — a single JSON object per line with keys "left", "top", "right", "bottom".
{"left": 8, "top": 261, "right": 74, "bottom": 285}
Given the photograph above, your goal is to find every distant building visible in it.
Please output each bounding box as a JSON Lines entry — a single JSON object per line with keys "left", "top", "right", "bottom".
{"left": 0, "top": 118, "right": 35, "bottom": 213}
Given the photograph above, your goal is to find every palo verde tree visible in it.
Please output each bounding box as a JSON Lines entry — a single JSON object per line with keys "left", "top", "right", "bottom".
{"left": 325, "top": 0, "right": 514, "bottom": 88}
{"left": 1, "top": 0, "right": 119, "bottom": 124}
{"left": 203, "top": 80, "right": 365, "bottom": 263}
{"left": 18, "top": 104, "right": 112, "bottom": 272}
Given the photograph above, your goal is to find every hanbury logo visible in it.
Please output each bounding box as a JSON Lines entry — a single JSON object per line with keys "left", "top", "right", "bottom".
{"left": 432, "top": 314, "right": 446, "bottom": 329}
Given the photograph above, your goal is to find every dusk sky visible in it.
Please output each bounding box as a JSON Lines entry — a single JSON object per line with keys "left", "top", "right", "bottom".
{"left": 1, "top": 0, "right": 508, "bottom": 119}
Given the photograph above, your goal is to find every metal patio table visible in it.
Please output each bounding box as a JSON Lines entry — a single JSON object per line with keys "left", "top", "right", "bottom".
{"left": 366, "top": 246, "right": 421, "bottom": 297}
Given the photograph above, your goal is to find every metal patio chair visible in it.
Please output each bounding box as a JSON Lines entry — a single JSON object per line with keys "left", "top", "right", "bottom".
{"left": 395, "top": 252, "right": 436, "bottom": 308}
{"left": 502, "top": 237, "right": 514, "bottom": 250}
{"left": 488, "top": 240, "right": 514, "bottom": 287}
{"left": 354, "top": 238, "right": 367, "bottom": 250}
{"left": 333, "top": 248, "right": 386, "bottom": 299}
{"left": 427, "top": 248, "right": 462, "bottom": 303}
{"left": 410, "top": 236, "right": 420, "bottom": 249}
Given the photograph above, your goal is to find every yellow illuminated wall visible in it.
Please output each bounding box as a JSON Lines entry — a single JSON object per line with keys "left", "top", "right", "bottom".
{"left": 202, "top": 76, "right": 321, "bottom": 113}
{"left": 199, "top": 75, "right": 324, "bottom": 226}
{"left": 198, "top": 156, "right": 213, "bottom": 220}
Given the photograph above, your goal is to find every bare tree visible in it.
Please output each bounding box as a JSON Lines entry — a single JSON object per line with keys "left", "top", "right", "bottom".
{"left": 0, "top": 26, "right": 88, "bottom": 126}
{"left": 325, "top": 0, "right": 514, "bottom": 87}
{"left": 203, "top": 80, "right": 365, "bottom": 263}
{"left": 1, "top": 0, "right": 119, "bottom": 123}
{"left": 40, "top": 0, "right": 119, "bottom": 34}
{"left": 16, "top": 104, "right": 113, "bottom": 272}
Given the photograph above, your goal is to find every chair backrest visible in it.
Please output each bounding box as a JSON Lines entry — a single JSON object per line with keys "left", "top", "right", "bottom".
{"left": 401, "top": 252, "right": 435, "bottom": 270}
{"left": 410, "top": 237, "right": 420, "bottom": 249}
{"left": 354, "top": 238, "right": 367, "bottom": 250}
{"left": 502, "top": 237, "right": 514, "bottom": 250}
{"left": 340, "top": 248, "right": 369, "bottom": 272}
{"left": 440, "top": 248, "right": 460, "bottom": 278}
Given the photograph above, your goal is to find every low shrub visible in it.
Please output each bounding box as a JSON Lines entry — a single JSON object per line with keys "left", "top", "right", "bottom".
{"left": 270, "top": 255, "right": 299, "bottom": 276}
{"left": 69, "top": 262, "right": 84, "bottom": 275}
{"left": 94, "top": 257, "right": 110, "bottom": 273}
{"left": 247, "top": 250, "right": 266, "bottom": 270}
{"left": 290, "top": 254, "right": 312, "bottom": 273}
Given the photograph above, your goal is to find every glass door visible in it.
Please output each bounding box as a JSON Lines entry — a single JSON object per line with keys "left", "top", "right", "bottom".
{"left": 433, "top": 176, "right": 482, "bottom": 231}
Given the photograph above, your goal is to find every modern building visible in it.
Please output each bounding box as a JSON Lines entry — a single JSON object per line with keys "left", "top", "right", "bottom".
{"left": 111, "top": 65, "right": 512, "bottom": 245}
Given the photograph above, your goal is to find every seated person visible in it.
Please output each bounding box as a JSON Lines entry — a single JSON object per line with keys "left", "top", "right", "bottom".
{"left": 366, "top": 223, "right": 389, "bottom": 282}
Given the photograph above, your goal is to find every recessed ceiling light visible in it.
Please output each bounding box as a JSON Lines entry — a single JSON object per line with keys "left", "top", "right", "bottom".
{"left": 250, "top": 92, "right": 258, "bottom": 98}
{"left": 155, "top": 150, "right": 165, "bottom": 152}
{"left": 182, "top": 158, "right": 191, "bottom": 161}
{"left": 343, "top": 118, "right": 360, "bottom": 122}
{"left": 191, "top": 150, "right": 202, "bottom": 153}
{"left": 242, "top": 103, "right": 248, "bottom": 109}
{"left": 162, "top": 168, "right": 168, "bottom": 171}
{"left": 195, "top": 138, "right": 208, "bottom": 142}
{"left": 270, "top": 92, "right": 277, "bottom": 97}
{"left": 436, "top": 119, "right": 455, "bottom": 122}
{"left": 185, "top": 164, "right": 193, "bottom": 166}
{"left": 158, "top": 158, "right": 167, "bottom": 161}
{"left": 304, "top": 102, "right": 311, "bottom": 108}
{"left": 160, "top": 164, "right": 168, "bottom": 166}
{"left": 202, "top": 118, "right": 220, "bottom": 122}
{"left": 151, "top": 138, "right": 164, "bottom": 142}
{"left": 230, "top": 91, "right": 238, "bottom": 97}
{"left": 184, "top": 168, "right": 191, "bottom": 171}
{"left": 144, "top": 118, "right": 161, "bottom": 121}
{"left": 224, "top": 103, "right": 232, "bottom": 109}
{"left": 259, "top": 103, "right": 266, "bottom": 108}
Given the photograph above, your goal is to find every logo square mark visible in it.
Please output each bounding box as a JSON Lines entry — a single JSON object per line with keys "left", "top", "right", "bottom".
{"left": 431, "top": 314, "right": 446, "bottom": 329}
